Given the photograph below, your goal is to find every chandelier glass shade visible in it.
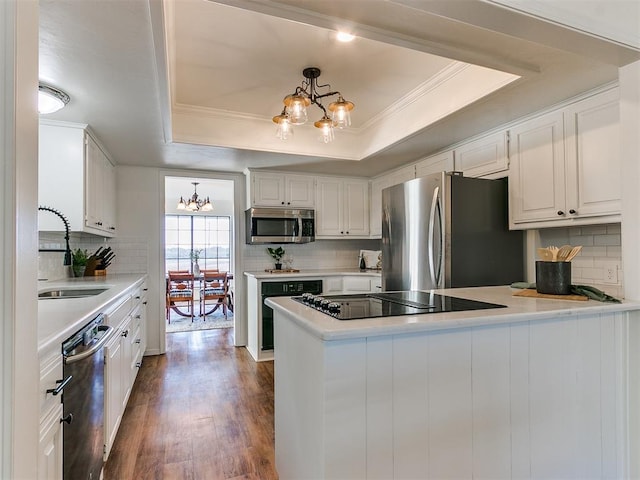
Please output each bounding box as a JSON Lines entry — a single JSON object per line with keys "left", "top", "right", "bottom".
{"left": 273, "top": 67, "right": 354, "bottom": 143}
{"left": 177, "top": 182, "right": 213, "bottom": 212}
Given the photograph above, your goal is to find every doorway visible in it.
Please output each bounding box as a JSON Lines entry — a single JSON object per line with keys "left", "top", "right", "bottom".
{"left": 164, "top": 176, "right": 235, "bottom": 333}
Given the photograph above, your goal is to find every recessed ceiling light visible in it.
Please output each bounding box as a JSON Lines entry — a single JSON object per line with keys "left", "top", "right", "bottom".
{"left": 336, "top": 32, "right": 355, "bottom": 43}
{"left": 38, "top": 83, "right": 70, "bottom": 114}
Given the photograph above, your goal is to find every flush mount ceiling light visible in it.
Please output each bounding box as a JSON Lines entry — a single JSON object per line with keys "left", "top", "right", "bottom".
{"left": 177, "top": 182, "right": 213, "bottom": 212}
{"left": 272, "top": 67, "right": 354, "bottom": 144}
{"left": 38, "top": 83, "right": 70, "bottom": 114}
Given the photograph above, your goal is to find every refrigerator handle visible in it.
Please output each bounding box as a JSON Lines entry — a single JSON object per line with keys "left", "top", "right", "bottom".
{"left": 427, "top": 186, "right": 440, "bottom": 286}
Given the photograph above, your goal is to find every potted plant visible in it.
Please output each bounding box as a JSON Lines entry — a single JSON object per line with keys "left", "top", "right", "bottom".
{"left": 72, "top": 248, "right": 89, "bottom": 277}
{"left": 267, "top": 247, "right": 285, "bottom": 270}
{"left": 190, "top": 249, "right": 202, "bottom": 276}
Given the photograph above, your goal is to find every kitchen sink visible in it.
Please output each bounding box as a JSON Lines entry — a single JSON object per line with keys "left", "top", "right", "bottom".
{"left": 38, "top": 288, "right": 109, "bottom": 299}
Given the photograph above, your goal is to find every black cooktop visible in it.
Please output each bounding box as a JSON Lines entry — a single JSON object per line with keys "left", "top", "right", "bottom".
{"left": 292, "top": 290, "right": 506, "bottom": 320}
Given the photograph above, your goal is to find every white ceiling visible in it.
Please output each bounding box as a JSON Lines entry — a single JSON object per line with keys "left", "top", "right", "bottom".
{"left": 38, "top": 0, "right": 639, "bottom": 177}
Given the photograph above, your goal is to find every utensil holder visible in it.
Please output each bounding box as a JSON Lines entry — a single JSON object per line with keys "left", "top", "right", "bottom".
{"left": 536, "top": 261, "right": 571, "bottom": 295}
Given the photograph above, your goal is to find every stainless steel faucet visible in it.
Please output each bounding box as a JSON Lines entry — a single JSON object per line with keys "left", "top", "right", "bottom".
{"left": 38, "top": 206, "right": 72, "bottom": 266}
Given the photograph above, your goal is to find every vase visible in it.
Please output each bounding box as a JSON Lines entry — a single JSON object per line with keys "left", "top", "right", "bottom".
{"left": 193, "top": 262, "right": 200, "bottom": 276}
{"left": 72, "top": 265, "right": 86, "bottom": 277}
{"left": 275, "top": 262, "right": 282, "bottom": 270}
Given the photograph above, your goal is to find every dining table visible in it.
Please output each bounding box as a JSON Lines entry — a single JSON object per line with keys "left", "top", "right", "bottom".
{"left": 167, "top": 272, "right": 234, "bottom": 317}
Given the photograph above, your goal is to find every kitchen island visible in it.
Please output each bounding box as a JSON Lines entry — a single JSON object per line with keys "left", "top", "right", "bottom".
{"left": 266, "top": 286, "right": 640, "bottom": 479}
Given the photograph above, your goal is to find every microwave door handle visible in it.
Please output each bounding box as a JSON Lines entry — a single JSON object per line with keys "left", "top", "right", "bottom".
{"left": 427, "top": 186, "right": 439, "bottom": 287}
{"left": 296, "top": 216, "right": 302, "bottom": 239}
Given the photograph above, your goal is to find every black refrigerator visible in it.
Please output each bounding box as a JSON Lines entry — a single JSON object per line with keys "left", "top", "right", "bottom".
{"left": 381, "top": 171, "right": 524, "bottom": 291}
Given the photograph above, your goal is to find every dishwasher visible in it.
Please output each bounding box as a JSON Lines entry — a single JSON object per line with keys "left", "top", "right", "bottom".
{"left": 261, "top": 279, "right": 323, "bottom": 350}
{"left": 61, "top": 313, "right": 114, "bottom": 480}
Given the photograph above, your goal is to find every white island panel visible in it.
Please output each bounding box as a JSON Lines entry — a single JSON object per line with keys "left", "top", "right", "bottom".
{"left": 272, "top": 291, "right": 639, "bottom": 479}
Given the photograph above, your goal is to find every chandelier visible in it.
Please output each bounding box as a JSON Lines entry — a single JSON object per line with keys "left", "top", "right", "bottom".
{"left": 272, "top": 67, "right": 354, "bottom": 143}
{"left": 177, "top": 182, "right": 212, "bottom": 212}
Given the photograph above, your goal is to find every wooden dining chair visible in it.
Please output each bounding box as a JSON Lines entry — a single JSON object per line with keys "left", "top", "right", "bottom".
{"left": 166, "top": 272, "right": 196, "bottom": 322}
{"left": 200, "top": 271, "right": 229, "bottom": 320}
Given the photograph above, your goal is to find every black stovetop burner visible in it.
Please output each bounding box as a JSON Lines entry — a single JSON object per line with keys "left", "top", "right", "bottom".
{"left": 292, "top": 290, "right": 506, "bottom": 320}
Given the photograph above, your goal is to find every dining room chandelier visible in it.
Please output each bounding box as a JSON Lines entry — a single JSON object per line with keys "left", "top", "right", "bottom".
{"left": 177, "top": 182, "right": 213, "bottom": 212}
{"left": 272, "top": 67, "right": 354, "bottom": 144}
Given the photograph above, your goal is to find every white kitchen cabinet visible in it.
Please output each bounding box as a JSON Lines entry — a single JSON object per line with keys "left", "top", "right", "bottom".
{"left": 453, "top": 131, "right": 508, "bottom": 178}
{"left": 369, "top": 164, "right": 416, "bottom": 237}
{"left": 104, "top": 280, "right": 146, "bottom": 459}
{"left": 86, "top": 136, "right": 117, "bottom": 233}
{"left": 38, "top": 403, "right": 63, "bottom": 480}
{"left": 39, "top": 120, "right": 117, "bottom": 237}
{"left": 104, "top": 313, "right": 128, "bottom": 459}
{"left": 38, "top": 349, "right": 63, "bottom": 480}
{"left": 247, "top": 171, "right": 315, "bottom": 208}
{"left": 316, "top": 177, "right": 369, "bottom": 237}
{"left": 509, "top": 88, "right": 621, "bottom": 228}
{"left": 414, "top": 150, "right": 454, "bottom": 178}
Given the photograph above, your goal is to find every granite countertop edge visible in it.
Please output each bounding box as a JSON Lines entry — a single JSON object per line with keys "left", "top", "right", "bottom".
{"left": 38, "top": 274, "right": 147, "bottom": 356}
{"left": 266, "top": 285, "right": 640, "bottom": 342}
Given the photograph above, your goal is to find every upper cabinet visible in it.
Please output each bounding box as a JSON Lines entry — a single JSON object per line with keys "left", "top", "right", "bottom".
{"left": 453, "top": 131, "right": 508, "bottom": 178}
{"left": 316, "top": 177, "right": 369, "bottom": 238}
{"left": 509, "top": 88, "right": 621, "bottom": 229}
{"left": 39, "top": 121, "right": 117, "bottom": 236}
{"left": 415, "top": 150, "right": 454, "bottom": 178}
{"left": 247, "top": 171, "right": 315, "bottom": 208}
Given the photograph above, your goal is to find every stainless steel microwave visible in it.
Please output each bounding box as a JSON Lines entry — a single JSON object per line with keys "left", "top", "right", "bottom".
{"left": 245, "top": 208, "right": 315, "bottom": 244}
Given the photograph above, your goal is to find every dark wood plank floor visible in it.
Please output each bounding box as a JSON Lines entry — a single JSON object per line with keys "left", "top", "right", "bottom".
{"left": 104, "top": 328, "right": 278, "bottom": 480}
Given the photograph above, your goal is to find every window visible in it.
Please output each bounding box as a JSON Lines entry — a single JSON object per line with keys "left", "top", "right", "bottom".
{"left": 165, "top": 215, "right": 231, "bottom": 272}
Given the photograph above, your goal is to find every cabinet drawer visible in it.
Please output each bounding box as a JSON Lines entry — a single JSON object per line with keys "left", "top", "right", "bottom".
{"left": 40, "top": 351, "right": 63, "bottom": 418}
{"left": 343, "top": 276, "right": 375, "bottom": 293}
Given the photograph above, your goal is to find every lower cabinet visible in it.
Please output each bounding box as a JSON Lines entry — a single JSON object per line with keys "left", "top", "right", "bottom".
{"left": 104, "top": 281, "right": 147, "bottom": 459}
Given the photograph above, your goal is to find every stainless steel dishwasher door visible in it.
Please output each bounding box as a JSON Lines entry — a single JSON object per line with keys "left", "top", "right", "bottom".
{"left": 62, "top": 314, "right": 114, "bottom": 480}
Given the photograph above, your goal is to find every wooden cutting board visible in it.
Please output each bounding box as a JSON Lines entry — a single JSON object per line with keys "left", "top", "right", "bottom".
{"left": 512, "top": 289, "right": 588, "bottom": 301}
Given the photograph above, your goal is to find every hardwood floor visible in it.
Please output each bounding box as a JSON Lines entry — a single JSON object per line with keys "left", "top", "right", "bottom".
{"left": 104, "top": 329, "right": 278, "bottom": 480}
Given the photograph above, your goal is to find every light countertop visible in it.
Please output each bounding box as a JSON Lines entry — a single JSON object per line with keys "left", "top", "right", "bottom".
{"left": 244, "top": 268, "right": 381, "bottom": 280}
{"left": 266, "top": 285, "right": 640, "bottom": 341}
{"left": 38, "top": 274, "right": 146, "bottom": 355}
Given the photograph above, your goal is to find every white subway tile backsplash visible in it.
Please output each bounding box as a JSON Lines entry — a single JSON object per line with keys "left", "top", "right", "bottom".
{"left": 593, "top": 234, "right": 621, "bottom": 246}
{"left": 581, "top": 225, "right": 608, "bottom": 235}
{"left": 538, "top": 223, "right": 622, "bottom": 295}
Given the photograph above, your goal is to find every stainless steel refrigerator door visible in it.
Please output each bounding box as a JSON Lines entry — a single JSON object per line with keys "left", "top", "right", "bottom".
{"left": 382, "top": 174, "right": 445, "bottom": 291}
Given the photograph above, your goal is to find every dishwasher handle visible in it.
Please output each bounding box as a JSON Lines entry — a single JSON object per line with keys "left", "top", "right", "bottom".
{"left": 64, "top": 325, "right": 115, "bottom": 365}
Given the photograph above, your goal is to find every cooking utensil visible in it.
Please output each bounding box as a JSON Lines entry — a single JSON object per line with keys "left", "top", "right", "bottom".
{"left": 557, "top": 245, "right": 573, "bottom": 262}
{"left": 537, "top": 247, "right": 553, "bottom": 261}
{"left": 565, "top": 245, "right": 582, "bottom": 262}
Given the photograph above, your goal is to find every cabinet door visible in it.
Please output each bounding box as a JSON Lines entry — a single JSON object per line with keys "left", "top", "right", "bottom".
{"left": 39, "top": 404, "right": 63, "bottom": 480}
{"left": 285, "top": 175, "right": 315, "bottom": 207}
{"left": 509, "top": 112, "right": 566, "bottom": 225}
{"left": 316, "top": 178, "right": 343, "bottom": 236}
{"left": 343, "top": 180, "right": 369, "bottom": 236}
{"left": 252, "top": 173, "right": 285, "bottom": 206}
{"left": 564, "top": 89, "right": 621, "bottom": 218}
{"left": 104, "top": 330, "right": 124, "bottom": 458}
{"left": 415, "top": 150, "right": 454, "bottom": 178}
{"left": 454, "top": 132, "right": 508, "bottom": 178}
{"left": 121, "top": 317, "right": 134, "bottom": 411}
{"left": 85, "top": 135, "right": 103, "bottom": 231}
{"left": 103, "top": 158, "right": 117, "bottom": 233}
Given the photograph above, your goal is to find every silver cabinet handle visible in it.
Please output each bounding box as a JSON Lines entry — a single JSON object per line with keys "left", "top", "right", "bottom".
{"left": 47, "top": 375, "right": 72, "bottom": 396}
